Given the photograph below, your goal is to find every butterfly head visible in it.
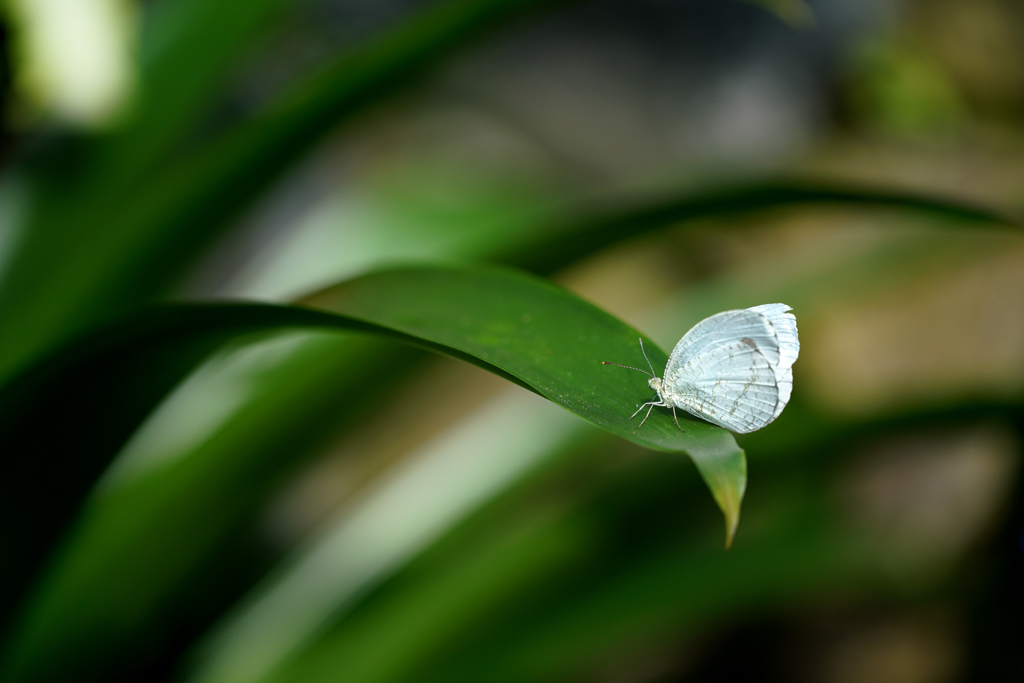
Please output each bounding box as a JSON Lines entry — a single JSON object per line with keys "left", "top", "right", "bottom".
{"left": 648, "top": 376, "right": 662, "bottom": 393}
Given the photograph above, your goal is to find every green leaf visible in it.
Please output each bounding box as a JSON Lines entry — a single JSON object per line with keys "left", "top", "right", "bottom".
{"left": 0, "top": 263, "right": 744, "bottom": 642}
{"left": 0, "top": 0, "right": 559, "bottom": 383}
{"left": 500, "top": 179, "right": 1021, "bottom": 275}
{"left": 303, "top": 265, "right": 747, "bottom": 546}
{"left": 301, "top": 265, "right": 732, "bottom": 452}
{"left": 0, "top": 331, "right": 427, "bottom": 683}
{"left": 83, "top": 0, "right": 297, "bottom": 189}
{"left": 0, "top": 307, "right": 343, "bottom": 639}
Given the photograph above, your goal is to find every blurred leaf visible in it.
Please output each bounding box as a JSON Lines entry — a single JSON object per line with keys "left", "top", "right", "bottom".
{"left": 0, "top": 305, "right": 344, "bottom": 643}
{"left": 185, "top": 387, "right": 593, "bottom": 683}
{"left": 94, "top": 0, "right": 297, "bottom": 185}
{"left": 254, "top": 401, "right": 1024, "bottom": 683}
{"left": 0, "top": 332, "right": 413, "bottom": 683}
{"left": 502, "top": 179, "right": 1021, "bottom": 275}
{"left": 0, "top": 264, "right": 745, "bottom": 648}
{"left": 0, "top": 0, "right": 560, "bottom": 383}
{"left": 246, "top": 416, "right": 858, "bottom": 683}
{"left": 252, "top": 474, "right": 605, "bottom": 683}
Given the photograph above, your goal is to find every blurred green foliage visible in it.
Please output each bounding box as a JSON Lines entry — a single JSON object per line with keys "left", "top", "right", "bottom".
{"left": 0, "top": 0, "right": 1022, "bottom": 682}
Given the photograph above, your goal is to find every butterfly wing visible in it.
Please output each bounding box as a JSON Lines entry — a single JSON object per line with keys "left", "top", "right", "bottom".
{"left": 746, "top": 303, "right": 799, "bottom": 419}
{"left": 661, "top": 309, "right": 782, "bottom": 433}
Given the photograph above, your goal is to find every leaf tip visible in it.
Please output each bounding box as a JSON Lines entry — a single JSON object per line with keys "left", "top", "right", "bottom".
{"left": 723, "top": 508, "right": 740, "bottom": 550}
{"left": 688, "top": 440, "right": 746, "bottom": 551}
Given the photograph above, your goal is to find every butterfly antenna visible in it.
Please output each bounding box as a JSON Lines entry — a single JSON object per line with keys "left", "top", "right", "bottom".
{"left": 601, "top": 361, "right": 653, "bottom": 377}
{"left": 602, "top": 338, "right": 659, "bottom": 377}
{"left": 638, "top": 338, "right": 657, "bottom": 376}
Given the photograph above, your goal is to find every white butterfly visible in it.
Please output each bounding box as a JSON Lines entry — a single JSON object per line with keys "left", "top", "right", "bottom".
{"left": 604, "top": 304, "right": 799, "bottom": 434}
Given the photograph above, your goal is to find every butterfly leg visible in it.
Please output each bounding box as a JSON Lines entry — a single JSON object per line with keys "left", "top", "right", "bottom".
{"left": 637, "top": 402, "right": 657, "bottom": 427}
{"left": 671, "top": 406, "right": 685, "bottom": 432}
{"left": 630, "top": 397, "right": 659, "bottom": 420}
